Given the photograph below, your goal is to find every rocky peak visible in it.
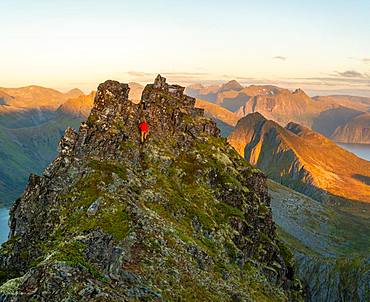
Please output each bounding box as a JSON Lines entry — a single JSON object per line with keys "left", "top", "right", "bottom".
{"left": 293, "top": 88, "right": 309, "bottom": 98}
{"left": 238, "top": 111, "right": 266, "bottom": 125}
{"left": 87, "top": 75, "right": 219, "bottom": 144}
{"left": 91, "top": 80, "right": 130, "bottom": 119}
{"left": 65, "top": 88, "right": 85, "bottom": 99}
{"left": 0, "top": 76, "right": 302, "bottom": 301}
{"left": 153, "top": 74, "right": 167, "bottom": 89}
{"left": 219, "top": 80, "right": 243, "bottom": 93}
{"left": 150, "top": 74, "right": 187, "bottom": 97}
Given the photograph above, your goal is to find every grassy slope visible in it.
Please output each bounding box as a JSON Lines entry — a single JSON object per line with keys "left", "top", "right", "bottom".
{"left": 0, "top": 137, "right": 302, "bottom": 301}
{"left": 268, "top": 179, "right": 370, "bottom": 301}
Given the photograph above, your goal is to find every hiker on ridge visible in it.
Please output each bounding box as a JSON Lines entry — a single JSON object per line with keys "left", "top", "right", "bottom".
{"left": 138, "top": 117, "right": 149, "bottom": 143}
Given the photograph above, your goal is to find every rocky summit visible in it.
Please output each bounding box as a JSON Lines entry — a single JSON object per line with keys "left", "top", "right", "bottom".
{"left": 0, "top": 75, "right": 302, "bottom": 301}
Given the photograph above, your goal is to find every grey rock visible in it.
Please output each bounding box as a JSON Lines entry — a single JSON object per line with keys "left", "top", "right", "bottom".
{"left": 87, "top": 197, "right": 103, "bottom": 216}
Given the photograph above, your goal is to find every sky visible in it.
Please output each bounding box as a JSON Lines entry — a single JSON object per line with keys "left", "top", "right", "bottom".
{"left": 0, "top": 0, "right": 369, "bottom": 95}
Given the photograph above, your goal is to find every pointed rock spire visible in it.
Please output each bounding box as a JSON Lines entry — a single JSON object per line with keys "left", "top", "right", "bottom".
{"left": 153, "top": 74, "right": 167, "bottom": 89}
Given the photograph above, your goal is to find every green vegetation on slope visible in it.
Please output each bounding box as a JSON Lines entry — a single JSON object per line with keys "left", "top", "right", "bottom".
{"left": 269, "top": 180, "right": 370, "bottom": 302}
{"left": 0, "top": 115, "right": 83, "bottom": 205}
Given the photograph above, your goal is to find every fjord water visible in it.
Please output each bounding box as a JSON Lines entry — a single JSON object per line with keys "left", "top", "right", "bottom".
{"left": 337, "top": 143, "right": 370, "bottom": 161}
{"left": 0, "top": 208, "right": 9, "bottom": 244}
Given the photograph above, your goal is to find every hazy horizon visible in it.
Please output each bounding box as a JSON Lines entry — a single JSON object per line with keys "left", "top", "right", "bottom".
{"left": 3, "top": 77, "right": 370, "bottom": 99}
{"left": 1, "top": 0, "right": 369, "bottom": 96}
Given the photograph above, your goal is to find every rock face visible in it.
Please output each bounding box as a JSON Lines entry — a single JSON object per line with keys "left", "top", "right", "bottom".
{"left": 331, "top": 112, "right": 370, "bottom": 144}
{"left": 0, "top": 75, "right": 302, "bottom": 301}
{"left": 228, "top": 112, "right": 370, "bottom": 204}
{"left": 234, "top": 89, "right": 322, "bottom": 127}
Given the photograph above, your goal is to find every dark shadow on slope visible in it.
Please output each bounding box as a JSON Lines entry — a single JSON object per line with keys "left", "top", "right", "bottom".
{"left": 213, "top": 119, "right": 235, "bottom": 137}
{"left": 312, "top": 107, "right": 363, "bottom": 137}
{"left": 353, "top": 174, "right": 370, "bottom": 185}
{"left": 221, "top": 93, "right": 251, "bottom": 112}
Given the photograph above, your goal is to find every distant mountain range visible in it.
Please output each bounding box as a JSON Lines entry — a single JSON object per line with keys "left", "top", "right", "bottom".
{"left": 228, "top": 112, "right": 370, "bottom": 204}
{"left": 186, "top": 81, "right": 370, "bottom": 144}
{"left": 0, "top": 85, "right": 84, "bottom": 109}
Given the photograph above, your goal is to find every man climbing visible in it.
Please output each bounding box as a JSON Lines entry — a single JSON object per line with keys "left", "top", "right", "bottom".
{"left": 138, "top": 117, "right": 149, "bottom": 143}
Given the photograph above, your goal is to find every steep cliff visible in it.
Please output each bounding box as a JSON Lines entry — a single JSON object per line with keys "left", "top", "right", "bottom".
{"left": 331, "top": 112, "right": 370, "bottom": 144}
{"left": 0, "top": 76, "right": 302, "bottom": 301}
{"left": 228, "top": 113, "right": 370, "bottom": 204}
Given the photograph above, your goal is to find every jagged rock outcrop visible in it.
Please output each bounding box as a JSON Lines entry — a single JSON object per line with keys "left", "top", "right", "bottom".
{"left": 228, "top": 112, "right": 370, "bottom": 204}
{"left": 0, "top": 76, "right": 302, "bottom": 301}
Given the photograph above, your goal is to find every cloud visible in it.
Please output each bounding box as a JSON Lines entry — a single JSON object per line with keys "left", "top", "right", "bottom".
{"left": 362, "top": 58, "right": 370, "bottom": 63}
{"left": 272, "top": 56, "right": 287, "bottom": 61}
{"left": 127, "top": 71, "right": 153, "bottom": 77}
{"left": 294, "top": 76, "right": 370, "bottom": 85}
{"left": 335, "top": 70, "right": 365, "bottom": 78}
{"left": 160, "top": 72, "right": 209, "bottom": 76}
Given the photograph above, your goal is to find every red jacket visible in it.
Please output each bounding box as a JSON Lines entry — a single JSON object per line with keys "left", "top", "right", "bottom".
{"left": 139, "top": 122, "right": 149, "bottom": 133}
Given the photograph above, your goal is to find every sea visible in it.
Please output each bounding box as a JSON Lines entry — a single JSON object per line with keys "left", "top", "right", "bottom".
{"left": 0, "top": 143, "right": 369, "bottom": 245}
{"left": 0, "top": 207, "right": 9, "bottom": 244}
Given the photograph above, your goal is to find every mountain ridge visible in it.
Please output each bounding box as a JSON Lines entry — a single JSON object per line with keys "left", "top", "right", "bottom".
{"left": 0, "top": 75, "right": 302, "bottom": 301}
{"left": 187, "top": 82, "right": 370, "bottom": 143}
{"left": 228, "top": 112, "right": 370, "bottom": 204}
{"left": 0, "top": 85, "right": 85, "bottom": 110}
